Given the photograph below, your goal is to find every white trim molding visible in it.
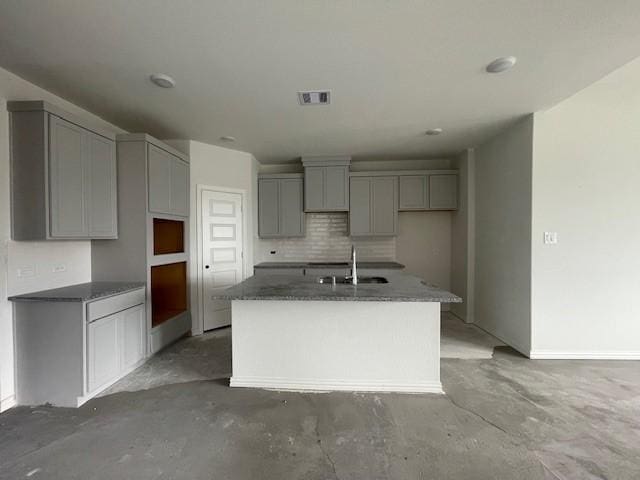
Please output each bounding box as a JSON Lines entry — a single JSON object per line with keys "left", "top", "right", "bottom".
{"left": 230, "top": 376, "right": 443, "bottom": 394}
{"left": 529, "top": 351, "right": 640, "bottom": 360}
{"left": 1, "top": 394, "right": 17, "bottom": 412}
{"left": 194, "top": 184, "right": 249, "bottom": 335}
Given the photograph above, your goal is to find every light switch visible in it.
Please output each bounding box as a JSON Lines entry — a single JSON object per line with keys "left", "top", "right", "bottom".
{"left": 543, "top": 232, "right": 558, "bottom": 245}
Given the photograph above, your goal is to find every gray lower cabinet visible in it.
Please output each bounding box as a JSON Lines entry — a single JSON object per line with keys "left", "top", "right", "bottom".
{"left": 350, "top": 176, "right": 398, "bottom": 236}
{"left": 88, "top": 304, "right": 145, "bottom": 393}
{"left": 13, "top": 287, "right": 146, "bottom": 407}
{"left": 258, "top": 175, "right": 305, "bottom": 238}
{"left": 148, "top": 143, "right": 189, "bottom": 217}
{"left": 87, "top": 312, "right": 120, "bottom": 393}
{"left": 8, "top": 101, "right": 118, "bottom": 240}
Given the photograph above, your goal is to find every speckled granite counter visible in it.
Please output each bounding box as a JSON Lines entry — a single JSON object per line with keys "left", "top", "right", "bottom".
{"left": 215, "top": 273, "right": 460, "bottom": 303}
{"left": 254, "top": 261, "right": 405, "bottom": 269}
{"left": 8, "top": 281, "right": 146, "bottom": 303}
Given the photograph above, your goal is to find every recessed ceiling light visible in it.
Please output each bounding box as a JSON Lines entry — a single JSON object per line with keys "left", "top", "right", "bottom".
{"left": 425, "top": 128, "right": 443, "bottom": 136}
{"left": 220, "top": 136, "right": 236, "bottom": 142}
{"left": 150, "top": 73, "right": 176, "bottom": 88}
{"left": 486, "top": 56, "right": 517, "bottom": 73}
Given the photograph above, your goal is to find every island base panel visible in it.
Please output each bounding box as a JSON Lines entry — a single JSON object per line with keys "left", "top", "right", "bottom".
{"left": 230, "top": 300, "right": 442, "bottom": 394}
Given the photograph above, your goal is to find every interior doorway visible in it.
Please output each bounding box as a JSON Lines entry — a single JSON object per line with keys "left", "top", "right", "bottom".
{"left": 199, "top": 188, "right": 245, "bottom": 331}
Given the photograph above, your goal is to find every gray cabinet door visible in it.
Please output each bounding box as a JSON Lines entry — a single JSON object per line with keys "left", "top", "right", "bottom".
{"left": 119, "top": 305, "right": 145, "bottom": 371}
{"left": 324, "top": 166, "right": 349, "bottom": 210}
{"left": 279, "top": 178, "right": 304, "bottom": 236}
{"left": 49, "top": 115, "right": 88, "bottom": 237}
{"left": 349, "top": 177, "right": 372, "bottom": 235}
{"left": 371, "top": 177, "right": 398, "bottom": 235}
{"left": 86, "top": 132, "right": 117, "bottom": 237}
{"left": 399, "top": 175, "right": 427, "bottom": 210}
{"left": 258, "top": 179, "right": 280, "bottom": 236}
{"left": 170, "top": 159, "right": 189, "bottom": 217}
{"left": 429, "top": 174, "right": 458, "bottom": 210}
{"left": 87, "top": 312, "right": 120, "bottom": 393}
{"left": 350, "top": 176, "right": 398, "bottom": 236}
{"left": 147, "top": 144, "right": 172, "bottom": 214}
{"left": 304, "top": 167, "right": 324, "bottom": 211}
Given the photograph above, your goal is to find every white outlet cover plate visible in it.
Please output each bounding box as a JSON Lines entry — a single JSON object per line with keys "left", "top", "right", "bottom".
{"left": 544, "top": 232, "right": 558, "bottom": 245}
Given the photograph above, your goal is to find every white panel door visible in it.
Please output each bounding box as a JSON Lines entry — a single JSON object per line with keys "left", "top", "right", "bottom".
{"left": 201, "top": 190, "right": 244, "bottom": 331}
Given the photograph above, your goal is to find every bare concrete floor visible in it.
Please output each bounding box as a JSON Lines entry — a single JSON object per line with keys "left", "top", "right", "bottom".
{"left": 1, "top": 316, "right": 639, "bottom": 480}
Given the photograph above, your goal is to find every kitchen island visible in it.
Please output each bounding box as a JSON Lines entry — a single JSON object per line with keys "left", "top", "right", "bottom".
{"left": 216, "top": 273, "right": 461, "bottom": 394}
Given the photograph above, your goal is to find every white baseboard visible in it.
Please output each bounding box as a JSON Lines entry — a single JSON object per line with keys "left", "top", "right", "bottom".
{"left": 1, "top": 394, "right": 17, "bottom": 412}
{"left": 150, "top": 312, "right": 191, "bottom": 354}
{"left": 529, "top": 351, "right": 640, "bottom": 360}
{"left": 230, "top": 376, "right": 444, "bottom": 394}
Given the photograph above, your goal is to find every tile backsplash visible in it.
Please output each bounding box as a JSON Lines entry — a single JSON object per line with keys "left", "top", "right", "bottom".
{"left": 255, "top": 213, "right": 395, "bottom": 263}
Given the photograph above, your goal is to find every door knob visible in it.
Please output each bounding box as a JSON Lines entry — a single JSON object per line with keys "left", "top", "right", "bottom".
{"left": 205, "top": 265, "right": 210, "bottom": 269}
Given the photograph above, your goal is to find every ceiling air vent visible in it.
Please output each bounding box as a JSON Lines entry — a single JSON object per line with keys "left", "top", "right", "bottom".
{"left": 298, "top": 90, "right": 331, "bottom": 105}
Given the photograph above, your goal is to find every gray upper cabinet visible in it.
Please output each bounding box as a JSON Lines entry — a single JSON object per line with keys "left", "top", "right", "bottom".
{"left": 147, "top": 144, "right": 172, "bottom": 214}
{"left": 170, "top": 159, "right": 189, "bottom": 216}
{"left": 429, "top": 174, "right": 458, "bottom": 210}
{"left": 399, "top": 175, "right": 428, "bottom": 210}
{"left": 349, "top": 176, "right": 398, "bottom": 236}
{"left": 302, "top": 156, "right": 350, "bottom": 212}
{"left": 349, "top": 177, "right": 372, "bottom": 235}
{"left": 8, "top": 101, "right": 117, "bottom": 240}
{"left": 49, "top": 115, "right": 87, "bottom": 237}
{"left": 258, "top": 179, "right": 280, "bottom": 237}
{"left": 397, "top": 172, "right": 458, "bottom": 211}
{"left": 147, "top": 143, "right": 189, "bottom": 217}
{"left": 258, "top": 174, "right": 304, "bottom": 238}
{"left": 87, "top": 132, "right": 117, "bottom": 237}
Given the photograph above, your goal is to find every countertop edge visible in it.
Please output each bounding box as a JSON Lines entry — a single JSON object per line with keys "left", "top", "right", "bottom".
{"left": 8, "top": 283, "right": 146, "bottom": 303}
{"left": 217, "top": 295, "right": 462, "bottom": 303}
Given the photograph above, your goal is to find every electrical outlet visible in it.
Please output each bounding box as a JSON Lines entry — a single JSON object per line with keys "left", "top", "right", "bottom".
{"left": 17, "top": 266, "right": 35, "bottom": 278}
{"left": 543, "top": 232, "right": 558, "bottom": 245}
{"left": 52, "top": 264, "right": 67, "bottom": 273}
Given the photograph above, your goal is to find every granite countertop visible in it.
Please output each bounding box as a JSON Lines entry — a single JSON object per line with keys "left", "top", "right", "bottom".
{"left": 215, "top": 273, "right": 461, "bottom": 303}
{"left": 8, "top": 282, "right": 146, "bottom": 303}
{"left": 254, "top": 261, "right": 405, "bottom": 269}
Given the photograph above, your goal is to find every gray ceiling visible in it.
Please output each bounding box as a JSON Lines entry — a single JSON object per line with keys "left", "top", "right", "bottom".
{"left": 1, "top": 1, "right": 639, "bottom": 163}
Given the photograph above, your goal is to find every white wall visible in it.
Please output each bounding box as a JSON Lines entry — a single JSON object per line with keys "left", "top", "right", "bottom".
{"left": 0, "top": 66, "right": 124, "bottom": 411}
{"left": 530, "top": 57, "right": 640, "bottom": 358}
{"left": 450, "top": 149, "right": 475, "bottom": 322}
{"left": 474, "top": 116, "right": 533, "bottom": 355}
{"left": 184, "top": 140, "right": 258, "bottom": 335}
{"left": 396, "top": 211, "right": 452, "bottom": 295}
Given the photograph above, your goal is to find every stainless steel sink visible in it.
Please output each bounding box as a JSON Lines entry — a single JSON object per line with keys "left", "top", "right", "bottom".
{"left": 357, "top": 276, "right": 388, "bottom": 284}
{"left": 316, "top": 276, "right": 388, "bottom": 285}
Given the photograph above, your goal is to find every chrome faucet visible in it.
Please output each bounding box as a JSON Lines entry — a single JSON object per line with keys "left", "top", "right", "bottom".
{"left": 350, "top": 245, "right": 358, "bottom": 285}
